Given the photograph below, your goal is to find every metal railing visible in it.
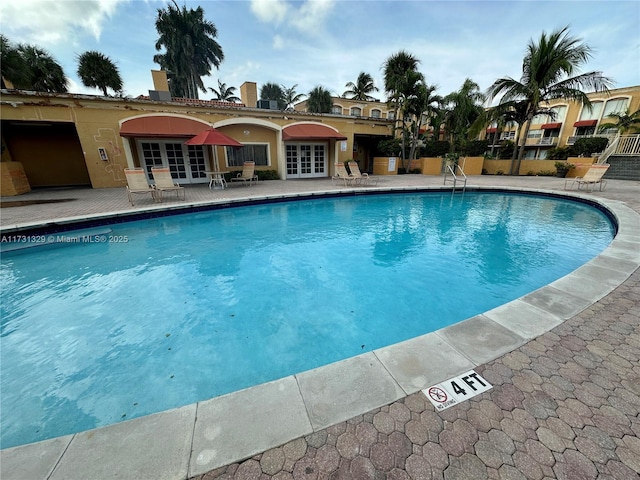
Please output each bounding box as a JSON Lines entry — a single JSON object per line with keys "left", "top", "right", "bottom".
{"left": 596, "top": 134, "right": 640, "bottom": 164}
{"left": 443, "top": 162, "right": 467, "bottom": 192}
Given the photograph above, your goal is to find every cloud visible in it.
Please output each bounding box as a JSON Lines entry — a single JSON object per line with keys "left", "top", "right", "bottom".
{"left": 250, "top": 0, "right": 288, "bottom": 25}
{"left": 250, "top": 0, "right": 335, "bottom": 33}
{"left": 0, "top": 0, "right": 125, "bottom": 46}
{"left": 290, "top": 0, "right": 335, "bottom": 32}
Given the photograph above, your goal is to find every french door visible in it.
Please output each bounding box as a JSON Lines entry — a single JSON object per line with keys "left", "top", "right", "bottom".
{"left": 285, "top": 143, "right": 327, "bottom": 179}
{"left": 137, "top": 140, "right": 209, "bottom": 184}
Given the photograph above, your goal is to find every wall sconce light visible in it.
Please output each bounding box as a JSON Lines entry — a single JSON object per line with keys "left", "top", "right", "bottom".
{"left": 243, "top": 130, "right": 250, "bottom": 136}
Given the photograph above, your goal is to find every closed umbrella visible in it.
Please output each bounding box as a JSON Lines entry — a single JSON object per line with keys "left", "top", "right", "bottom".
{"left": 185, "top": 128, "right": 243, "bottom": 171}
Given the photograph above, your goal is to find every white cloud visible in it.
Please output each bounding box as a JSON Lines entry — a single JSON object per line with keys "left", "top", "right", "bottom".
{"left": 0, "top": 0, "right": 126, "bottom": 46}
{"left": 250, "top": 0, "right": 335, "bottom": 34}
{"left": 290, "top": 0, "right": 335, "bottom": 32}
{"left": 250, "top": 0, "right": 288, "bottom": 25}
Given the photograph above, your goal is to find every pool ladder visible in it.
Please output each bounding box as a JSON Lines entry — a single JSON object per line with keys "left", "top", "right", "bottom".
{"left": 443, "top": 163, "right": 467, "bottom": 192}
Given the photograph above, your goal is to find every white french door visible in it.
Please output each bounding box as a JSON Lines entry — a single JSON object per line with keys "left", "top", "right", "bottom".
{"left": 137, "top": 140, "right": 209, "bottom": 184}
{"left": 285, "top": 143, "right": 327, "bottom": 179}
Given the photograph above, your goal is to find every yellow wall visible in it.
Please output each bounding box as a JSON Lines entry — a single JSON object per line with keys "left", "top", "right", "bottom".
{"left": 0, "top": 91, "right": 393, "bottom": 188}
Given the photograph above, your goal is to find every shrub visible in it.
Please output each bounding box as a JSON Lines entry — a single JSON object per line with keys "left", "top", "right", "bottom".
{"left": 498, "top": 141, "right": 515, "bottom": 159}
{"left": 377, "top": 138, "right": 402, "bottom": 156}
{"left": 496, "top": 170, "right": 504, "bottom": 175}
{"left": 572, "top": 137, "right": 609, "bottom": 157}
{"left": 546, "top": 147, "right": 571, "bottom": 160}
{"left": 462, "top": 139, "right": 490, "bottom": 156}
{"left": 421, "top": 140, "right": 450, "bottom": 157}
{"left": 256, "top": 169, "right": 279, "bottom": 180}
{"left": 537, "top": 170, "right": 556, "bottom": 176}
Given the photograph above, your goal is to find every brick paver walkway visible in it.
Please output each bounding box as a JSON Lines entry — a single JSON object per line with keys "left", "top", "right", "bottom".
{"left": 192, "top": 268, "right": 639, "bottom": 480}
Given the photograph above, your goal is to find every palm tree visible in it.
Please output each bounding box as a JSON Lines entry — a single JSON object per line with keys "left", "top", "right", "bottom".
{"left": 77, "top": 51, "right": 123, "bottom": 96}
{"left": 306, "top": 86, "right": 332, "bottom": 113}
{"left": 487, "top": 26, "right": 612, "bottom": 172}
{"left": 17, "top": 44, "right": 68, "bottom": 93}
{"left": 383, "top": 50, "right": 420, "bottom": 134}
{"left": 343, "top": 72, "right": 379, "bottom": 101}
{"left": 281, "top": 84, "right": 305, "bottom": 110}
{"left": 209, "top": 79, "right": 240, "bottom": 102}
{"left": 154, "top": 0, "right": 224, "bottom": 99}
{"left": 598, "top": 108, "right": 640, "bottom": 134}
{"left": 0, "top": 35, "right": 30, "bottom": 88}
{"left": 405, "top": 82, "right": 443, "bottom": 162}
{"left": 259, "top": 82, "right": 285, "bottom": 109}
{"left": 443, "top": 78, "right": 486, "bottom": 153}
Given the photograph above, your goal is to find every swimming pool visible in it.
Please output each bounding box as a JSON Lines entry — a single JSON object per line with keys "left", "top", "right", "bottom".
{"left": 0, "top": 191, "right": 615, "bottom": 448}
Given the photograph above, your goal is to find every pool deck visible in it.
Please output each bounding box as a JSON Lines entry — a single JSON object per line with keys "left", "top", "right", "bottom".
{"left": 1, "top": 175, "right": 639, "bottom": 480}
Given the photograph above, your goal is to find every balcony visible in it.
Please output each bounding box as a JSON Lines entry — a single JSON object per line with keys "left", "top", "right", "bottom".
{"left": 567, "top": 133, "right": 618, "bottom": 145}
{"left": 525, "top": 137, "right": 558, "bottom": 146}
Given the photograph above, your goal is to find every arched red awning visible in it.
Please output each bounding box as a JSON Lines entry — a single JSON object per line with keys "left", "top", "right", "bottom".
{"left": 574, "top": 120, "right": 598, "bottom": 128}
{"left": 282, "top": 124, "right": 347, "bottom": 141}
{"left": 120, "top": 116, "right": 210, "bottom": 138}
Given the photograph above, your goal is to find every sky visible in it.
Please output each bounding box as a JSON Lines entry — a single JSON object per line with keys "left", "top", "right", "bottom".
{"left": 1, "top": 0, "right": 639, "bottom": 105}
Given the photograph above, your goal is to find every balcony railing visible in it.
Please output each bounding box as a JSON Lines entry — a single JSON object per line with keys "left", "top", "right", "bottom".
{"left": 567, "top": 133, "right": 618, "bottom": 145}
{"left": 525, "top": 137, "right": 558, "bottom": 146}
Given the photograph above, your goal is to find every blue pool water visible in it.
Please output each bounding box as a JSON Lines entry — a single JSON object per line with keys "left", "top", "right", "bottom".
{"left": 0, "top": 192, "right": 615, "bottom": 448}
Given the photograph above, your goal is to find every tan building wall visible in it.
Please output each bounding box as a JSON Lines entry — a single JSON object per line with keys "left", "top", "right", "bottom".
{"left": 483, "top": 85, "right": 640, "bottom": 159}
{"left": 0, "top": 90, "right": 393, "bottom": 191}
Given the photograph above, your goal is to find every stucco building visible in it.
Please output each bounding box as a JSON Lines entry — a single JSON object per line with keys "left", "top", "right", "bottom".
{"left": 0, "top": 73, "right": 393, "bottom": 193}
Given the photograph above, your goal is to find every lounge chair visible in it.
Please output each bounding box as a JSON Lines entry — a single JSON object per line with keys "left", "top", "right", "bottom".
{"left": 564, "top": 164, "right": 610, "bottom": 193}
{"left": 332, "top": 163, "right": 356, "bottom": 186}
{"left": 124, "top": 168, "right": 157, "bottom": 206}
{"left": 348, "top": 161, "right": 378, "bottom": 186}
{"left": 151, "top": 167, "right": 186, "bottom": 202}
{"left": 230, "top": 161, "right": 258, "bottom": 186}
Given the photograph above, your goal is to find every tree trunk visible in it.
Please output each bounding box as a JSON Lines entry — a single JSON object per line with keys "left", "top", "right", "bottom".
{"left": 515, "top": 117, "right": 533, "bottom": 175}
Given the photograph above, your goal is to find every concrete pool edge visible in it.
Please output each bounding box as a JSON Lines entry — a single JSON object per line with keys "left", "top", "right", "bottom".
{"left": 1, "top": 187, "right": 638, "bottom": 480}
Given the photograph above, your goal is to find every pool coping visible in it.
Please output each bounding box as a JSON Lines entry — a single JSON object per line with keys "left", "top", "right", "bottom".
{"left": 1, "top": 185, "right": 639, "bottom": 480}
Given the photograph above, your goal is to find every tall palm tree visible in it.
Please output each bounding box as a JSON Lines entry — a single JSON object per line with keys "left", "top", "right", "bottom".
{"left": 77, "top": 51, "right": 123, "bottom": 96}
{"left": 0, "top": 35, "right": 30, "bottom": 88}
{"left": 306, "top": 86, "right": 332, "bottom": 113}
{"left": 281, "top": 84, "right": 305, "bottom": 110}
{"left": 443, "top": 78, "right": 486, "bottom": 153}
{"left": 154, "top": 0, "right": 224, "bottom": 99}
{"left": 17, "top": 44, "right": 68, "bottom": 93}
{"left": 259, "top": 82, "right": 285, "bottom": 109}
{"left": 487, "top": 26, "right": 612, "bottom": 172}
{"left": 383, "top": 50, "right": 420, "bottom": 135}
{"left": 343, "top": 72, "right": 379, "bottom": 101}
{"left": 209, "top": 79, "right": 240, "bottom": 102}
{"left": 598, "top": 108, "right": 640, "bottom": 134}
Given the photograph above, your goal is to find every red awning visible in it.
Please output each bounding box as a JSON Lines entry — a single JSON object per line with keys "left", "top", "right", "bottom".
{"left": 541, "top": 123, "right": 562, "bottom": 130}
{"left": 282, "top": 124, "right": 347, "bottom": 141}
{"left": 120, "top": 116, "right": 210, "bottom": 138}
{"left": 574, "top": 120, "right": 598, "bottom": 128}
{"left": 486, "top": 127, "right": 498, "bottom": 133}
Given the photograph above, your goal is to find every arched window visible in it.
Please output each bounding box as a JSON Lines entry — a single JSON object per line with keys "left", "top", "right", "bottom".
{"left": 370, "top": 109, "right": 381, "bottom": 118}
{"left": 579, "top": 101, "right": 603, "bottom": 121}
{"left": 603, "top": 98, "right": 630, "bottom": 118}
{"left": 331, "top": 105, "right": 343, "bottom": 115}
{"left": 350, "top": 107, "right": 362, "bottom": 116}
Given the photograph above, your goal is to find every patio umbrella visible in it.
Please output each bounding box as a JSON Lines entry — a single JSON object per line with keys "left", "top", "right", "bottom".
{"left": 185, "top": 128, "right": 243, "bottom": 171}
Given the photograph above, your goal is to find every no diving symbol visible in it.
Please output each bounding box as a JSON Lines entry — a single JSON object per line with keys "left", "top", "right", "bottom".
{"left": 428, "top": 386, "right": 448, "bottom": 403}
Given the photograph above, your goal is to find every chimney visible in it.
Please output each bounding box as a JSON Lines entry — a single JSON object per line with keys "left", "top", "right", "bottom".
{"left": 240, "top": 81, "right": 258, "bottom": 108}
{"left": 149, "top": 70, "right": 172, "bottom": 101}
{"left": 151, "top": 70, "right": 170, "bottom": 91}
